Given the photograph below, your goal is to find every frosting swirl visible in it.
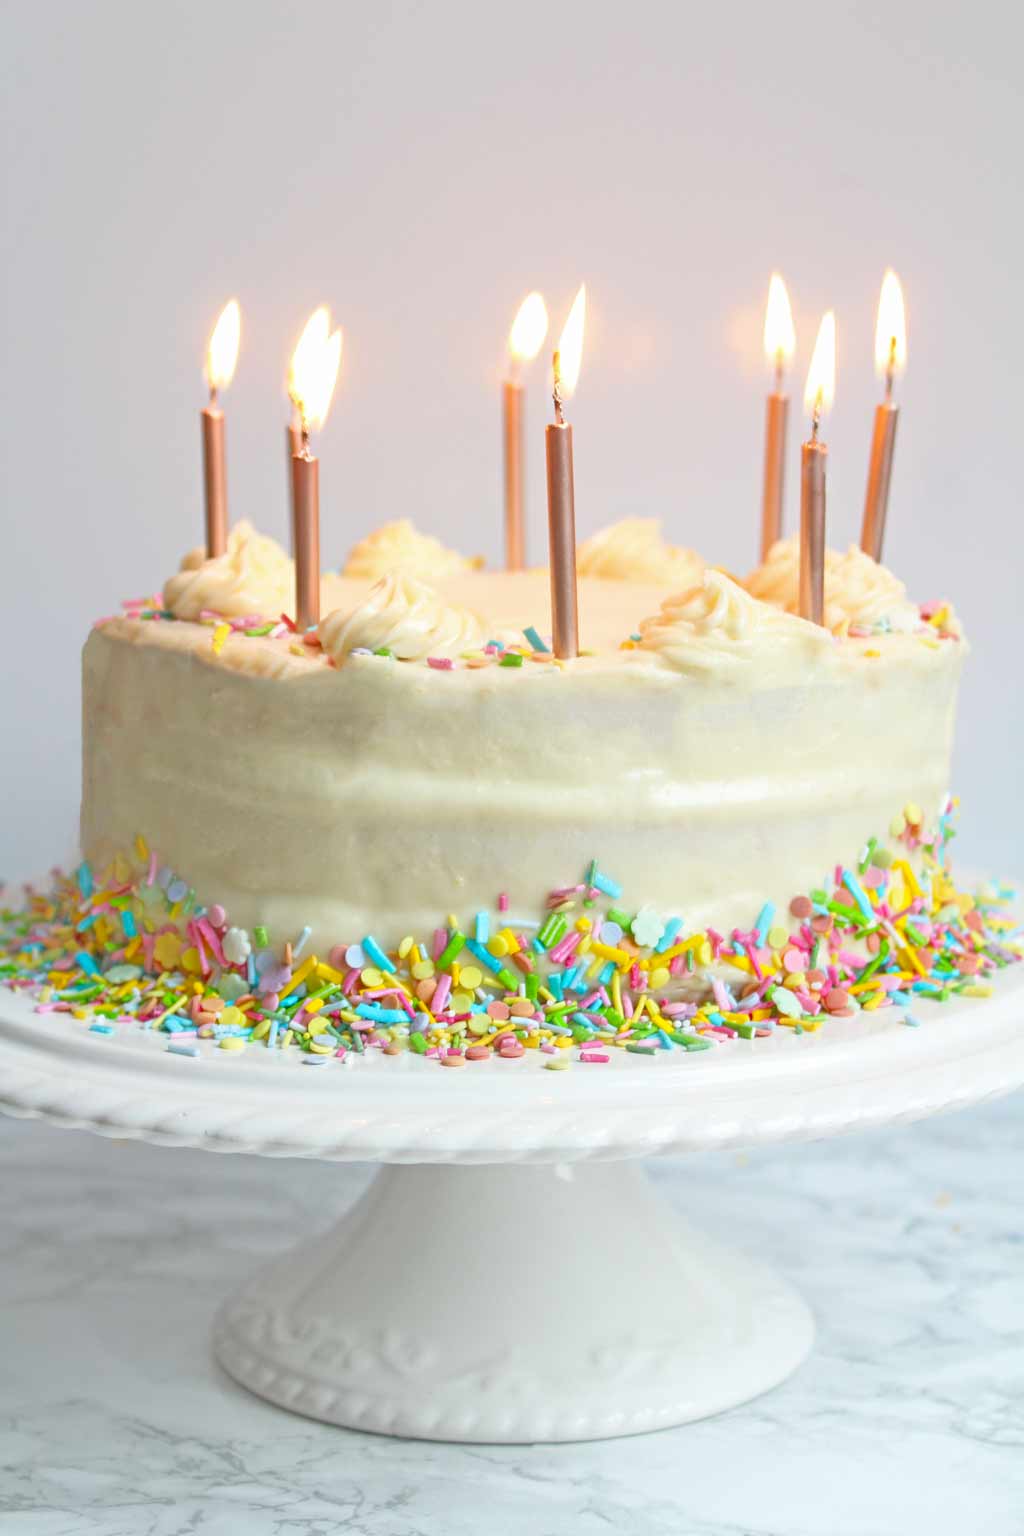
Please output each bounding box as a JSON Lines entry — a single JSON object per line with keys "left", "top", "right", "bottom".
{"left": 318, "top": 573, "right": 486, "bottom": 662}
{"left": 577, "top": 519, "right": 704, "bottom": 587}
{"left": 638, "top": 570, "right": 832, "bottom": 675}
{"left": 342, "top": 520, "right": 478, "bottom": 583}
{"left": 163, "top": 521, "right": 293, "bottom": 621}
{"left": 746, "top": 538, "right": 921, "bottom": 633}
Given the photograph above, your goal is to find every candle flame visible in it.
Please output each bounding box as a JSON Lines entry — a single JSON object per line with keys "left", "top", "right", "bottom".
{"left": 874, "top": 269, "right": 907, "bottom": 380}
{"left": 553, "top": 284, "right": 586, "bottom": 401}
{"left": 508, "top": 292, "right": 548, "bottom": 363}
{"left": 289, "top": 308, "right": 343, "bottom": 432}
{"left": 205, "top": 299, "right": 241, "bottom": 393}
{"left": 763, "top": 273, "right": 795, "bottom": 367}
{"left": 804, "top": 311, "right": 836, "bottom": 422}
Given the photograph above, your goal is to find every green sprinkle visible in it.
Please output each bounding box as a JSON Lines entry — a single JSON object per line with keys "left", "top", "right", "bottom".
{"left": 500, "top": 652, "right": 524, "bottom": 668}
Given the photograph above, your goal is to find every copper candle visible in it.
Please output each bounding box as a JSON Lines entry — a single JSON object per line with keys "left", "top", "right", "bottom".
{"left": 287, "top": 309, "right": 343, "bottom": 633}
{"left": 503, "top": 378, "right": 525, "bottom": 570}
{"left": 201, "top": 300, "right": 241, "bottom": 558}
{"left": 503, "top": 293, "right": 548, "bottom": 570}
{"left": 201, "top": 402, "right": 228, "bottom": 558}
{"left": 291, "top": 444, "right": 321, "bottom": 631}
{"left": 860, "top": 271, "right": 906, "bottom": 562}
{"left": 544, "top": 286, "right": 586, "bottom": 660}
{"left": 799, "top": 312, "right": 836, "bottom": 627}
{"left": 545, "top": 413, "right": 579, "bottom": 659}
{"left": 760, "top": 274, "right": 795, "bottom": 560}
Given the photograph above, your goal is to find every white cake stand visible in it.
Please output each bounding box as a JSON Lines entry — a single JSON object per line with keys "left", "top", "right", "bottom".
{"left": 2, "top": 968, "right": 1023, "bottom": 1444}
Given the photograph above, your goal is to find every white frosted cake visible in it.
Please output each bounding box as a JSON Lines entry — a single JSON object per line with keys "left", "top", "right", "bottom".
{"left": 5, "top": 516, "right": 1014, "bottom": 1072}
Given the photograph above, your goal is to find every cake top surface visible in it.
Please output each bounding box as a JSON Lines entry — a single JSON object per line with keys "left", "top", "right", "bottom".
{"left": 98, "top": 517, "right": 962, "bottom": 685}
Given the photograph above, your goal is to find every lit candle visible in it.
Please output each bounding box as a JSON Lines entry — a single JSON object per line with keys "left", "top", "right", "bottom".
{"left": 760, "top": 273, "right": 796, "bottom": 560}
{"left": 201, "top": 300, "right": 241, "bottom": 558}
{"left": 288, "top": 311, "right": 343, "bottom": 631}
{"left": 799, "top": 312, "right": 836, "bottom": 626}
{"left": 503, "top": 292, "right": 548, "bottom": 570}
{"left": 860, "top": 270, "right": 906, "bottom": 562}
{"left": 287, "top": 309, "right": 328, "bottom": 527}
{"left": 545, "top": 284, "right": 586, "bottom": 659}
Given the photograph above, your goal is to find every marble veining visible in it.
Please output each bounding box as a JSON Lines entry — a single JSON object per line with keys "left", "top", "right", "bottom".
{"left": 1, "top": 1100, "right": 1022, "bottom": 1536}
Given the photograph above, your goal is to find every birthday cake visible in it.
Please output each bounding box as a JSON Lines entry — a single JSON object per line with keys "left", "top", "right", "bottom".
{"left": 3, "top": 518, "right": 1019, "bottom": 1067}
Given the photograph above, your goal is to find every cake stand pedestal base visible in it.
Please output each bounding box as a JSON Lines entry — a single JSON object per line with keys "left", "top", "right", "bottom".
{"left": 212, "top": 1160, "right": 814, "bottom": 1443}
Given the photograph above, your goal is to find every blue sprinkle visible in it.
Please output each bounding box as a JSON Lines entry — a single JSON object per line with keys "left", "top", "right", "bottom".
{"left": 754, "top": 904, "right": 775, "bottom": 945}
{"left": 302, "top": 1054, "right": 330, "bottom": 1066}
{"left": 361, "top": 935, "right": 392, "bottom": 972}
{"left": 355, "top": 1004, "right": 407, "bottom": 1024}
{"left": 657, "top": 1029, "right": 676, "bottom": 1050}
{"left": 121, "top": 910, "right": 137, "bottom": 938}
{"left": 475, "top": 910, "right": 490, "bottom": 943}
{"left": 77, "top": 862, "right": 94, "bottom": 899}
{"left": 593, "top": 871, "right": 622, "bottom": 899}
{"left": 268, "top": 1021, "right": 280, "bottom": 1050}
{"left": 842, "top": 869, "right": 875, "bottom": 923}
{"left": 75, "top": 950, "right": 100, "bottom": 976}
{"left": 656, "top": 917, "right": 683, "bottom": 953}
{"left": 464, "top": 937, "right": 501, "bottom": 975}
{"left": 523, "top": 625, "right": 550, "bottom": 653}
{"left": 548, "top": 973, "right": 565, "bottom": 1001}
{"left": 597, "top": 961, "right": 616, "bottom": 986}
{"left": 167, "top": 1041, "right": 201, "bottom": 1058}
{"left": 88, "top": 1023, "right": 114, "bottom": 1035}
{"left": 902, "top": 1013, "right": 921, "bottom": 1028}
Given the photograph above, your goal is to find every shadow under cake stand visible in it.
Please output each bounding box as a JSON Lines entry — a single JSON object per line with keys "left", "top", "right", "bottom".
{"left": 2, "top": 968, "right": 1023, "bottom": 1444}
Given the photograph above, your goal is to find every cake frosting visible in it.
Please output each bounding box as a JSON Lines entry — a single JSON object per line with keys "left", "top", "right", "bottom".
{"left": 576, "top": 518, "right": 704, "bottom": 587}
{"left": 81, "top": 531, "right": 964, "bottom": 952}
{"left": 638, "top": 570, "right": 833, "bottom": 677}
{"left": 341, "top": 519, "right": 478, "bottom": 582}
{"left": 745, "top": 537, "right": 926, "bottom": 634}
{"left": 318, "top": 572, "right": 486, "bottom": 662}
{"left": 163, "top": 521, "right": 294, "bottom": 621}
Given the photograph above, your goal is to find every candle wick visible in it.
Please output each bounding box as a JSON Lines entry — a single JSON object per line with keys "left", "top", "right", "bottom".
{"left": 774, "top": 355, "right": 784, "bottom": 395}
{"left": 552, "top": 350, "right": 565, "bottom": 426}
{"left": 884, "top": 336, "right": 897, "bottom": 403}
{"left": 811, "top": 396, "right": 822, "bottom": 441}
{"left": 208, "top": 384, "right": 218, "bottom": 409}
{"left": 300, "top": 418, "right": 312, "bottom": 459}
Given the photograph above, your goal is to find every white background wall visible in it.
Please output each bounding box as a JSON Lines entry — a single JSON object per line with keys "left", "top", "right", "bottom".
{"left": 1, "top": 1, "right": 1020, "bottom": 879}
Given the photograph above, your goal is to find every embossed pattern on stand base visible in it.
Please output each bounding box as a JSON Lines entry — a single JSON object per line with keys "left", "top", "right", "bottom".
{"left": 213, "top": 1162, "right": 814, "bottom": 1442}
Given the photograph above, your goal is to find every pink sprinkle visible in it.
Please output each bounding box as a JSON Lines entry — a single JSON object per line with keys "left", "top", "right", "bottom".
{"left": 432, "top": 928, "right": 447, "bottom": 961}
{"left": 427, "top": 657, "right": 454, "bottom": 670}
{"left": 669, "top": 954, "right": 685, "bottom": 976}
{"left": 540, "top": 1042, "right": 556, "bottom": 1054}
{"left": 707, "top": 927, "right": 724, "bottom": 959}
{"left": 498, "top": 892, "right": 509, "bottom": 912}
{"left": 580, "top": 1052, "right": 610, "bottom": 1063}
{"left": 744, "top": 942, "right": 765, "bottom": 980}
{"left": 343, "top": 968, "right": 361, "bottom": 995}
{"left": 145, "top": 851, "right": 158, "bottom": 887}
{"left": 197, "top": 917, "right": 226, "bottom": 966}
{"left": 431, "top": 974, "right": 452, "bottom": 1012}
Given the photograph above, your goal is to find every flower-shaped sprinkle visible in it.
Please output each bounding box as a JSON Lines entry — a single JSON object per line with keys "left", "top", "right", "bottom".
{"left": 631, "top": 906, "right": 665, "bottom": 949}
{"left": 223, "top": 926, "right": 252, "bottom": 966}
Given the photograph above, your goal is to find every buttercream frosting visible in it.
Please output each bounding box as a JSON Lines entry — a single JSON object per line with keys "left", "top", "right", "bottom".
{"left": 638, "top": 570, "right": 833, "bottom": 675}
{"left": 577, "top": 519, "right": 704, "bottom": 587}
{"left": 746, "top": 538, "right": 922, "bottom": 633}
{"left": 342, "top": 520, "right": 478, "bottom": 583}
{"left": 163, "top": 521, "right": 293, "bottom": 621}
{"left": 318, "top": 572, "right": 486, "bottom": 662}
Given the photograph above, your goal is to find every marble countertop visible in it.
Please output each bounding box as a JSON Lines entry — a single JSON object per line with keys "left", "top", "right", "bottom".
{"left": 1, "top": 1098, "right": 1022, "bottom": 1536}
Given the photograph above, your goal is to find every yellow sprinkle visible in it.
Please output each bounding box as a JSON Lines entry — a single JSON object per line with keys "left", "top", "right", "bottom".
{"left": 894, "top": 859, "right": 922, "bottom": 898}
{"left": 961, "top": 983, "right": 993, "bottom": 997}
{"left": 279, "top": 955, "right": 318, "bottom": 999}
{"left": 251, "top": 1018, "right": 271, "bottom": 1040}
{"left": 306, "top": 1016, "right": 329, "bottom": 1035}
{"left": 315, "top": 961, "right": 343, "bottom": 985}
{"left": 304, "top": 996, "right": 325, "bottom": 1015}
{"left": 281, "top": 1029, "right": 294, "bottom": 1048}
{"left": 767, "top": 926, "right": 789, "bottom": 951}
{"left": 359, "top": 966, "right": 384, "bottom": 988}
{"left": 181, "top": 946, "right": 202, "bottom": 975}
{"left": 398, "top": 935, "right": 414, "bottom": 959}
{"left": 450, "top": 989, "right": 473, "bottom": 1011}
{"left": 411, "top": 959, "right": 436, "bottom": 981}
{"left": 649, "top": 965, "right": 670, "bottom": 990}
{"left": 574, "top": 918, "right": 592, "bottom": 934}
{"left": 212, "top": 622, "right": 230, "bottom": 655}
{"left": 591, "top": 941, "right": 631, "bottom": 964}
{"left": 219, "top": 1036, "right": 245, "bottom": 1051}
{"left": 134, "top": 833, "right": 149, "bottom": 861}
{"left": 459, "top": 965, "right": 483, "bottom": 990}
{"left": 307, "top": 1040, "right": 334, "bottom": 1054}
{"left": 499, "top": 928, "right": 521, "bottom": 953}
{"left": 487, "top": 935, "right": 509, "bottom": 958}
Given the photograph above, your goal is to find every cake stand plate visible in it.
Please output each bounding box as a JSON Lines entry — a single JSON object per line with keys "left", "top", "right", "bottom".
{"left": 2, "top": 965, "right": 1023, "bottom": 1443}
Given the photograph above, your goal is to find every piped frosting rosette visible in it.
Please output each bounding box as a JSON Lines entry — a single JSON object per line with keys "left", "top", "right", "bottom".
{"left": 163, "top": 521, "right": 293, "bottom": 621}
{"left": 319, "top": 572, "right": 486, "bottom": 662}
{"left": 577, "top": 518, "right": 704, "bottom": 587}
{"left": 638, "top": 570, "right": 833, "bottom": 677}
{"left": 342, "top": 519, "right": 479, "bottom": 583}
{"left": 746, "top": 538, "right": 926, "bottom": 634}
